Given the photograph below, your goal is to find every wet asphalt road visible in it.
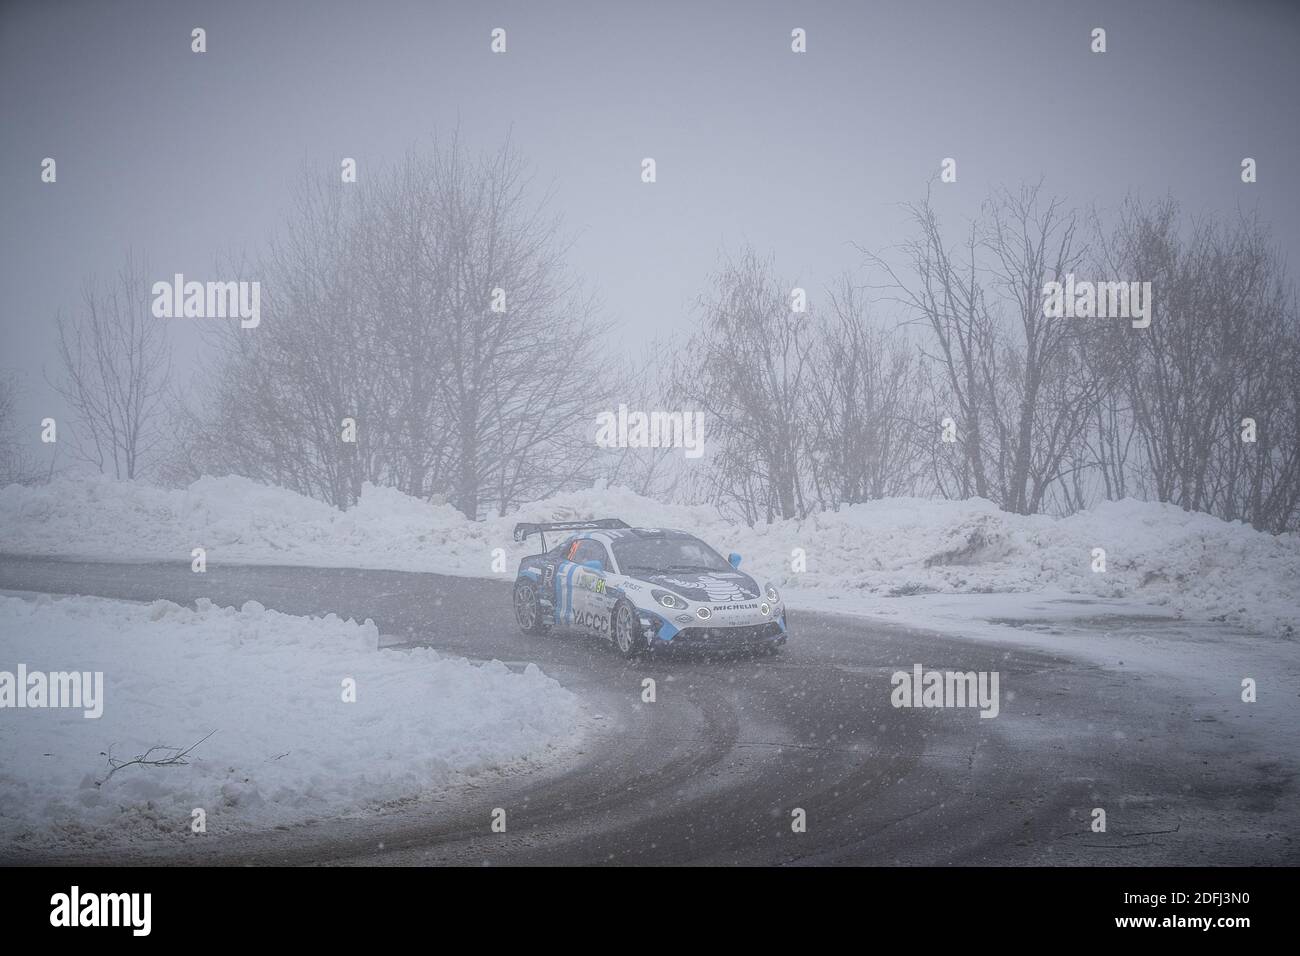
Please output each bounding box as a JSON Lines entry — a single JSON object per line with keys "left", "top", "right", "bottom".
{"left": 0, "top": 554, "right": 1294, "bottom": 866}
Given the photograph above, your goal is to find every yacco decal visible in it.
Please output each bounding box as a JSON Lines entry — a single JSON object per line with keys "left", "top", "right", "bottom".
{"left": 574, "top": 610, "right": 609, "bottom": 632}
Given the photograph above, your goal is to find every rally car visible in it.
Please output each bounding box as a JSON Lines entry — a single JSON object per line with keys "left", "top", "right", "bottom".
{"left": 511, "top": 518, "right": 788, "bottom": 656}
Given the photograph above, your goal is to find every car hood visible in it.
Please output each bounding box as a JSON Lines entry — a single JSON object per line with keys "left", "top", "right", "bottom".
{"left": 640, "top": 569, "right": 761, "bottom": 604}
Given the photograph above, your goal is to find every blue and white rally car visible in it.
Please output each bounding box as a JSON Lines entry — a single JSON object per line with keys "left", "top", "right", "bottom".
{"left": 511, "top": 519, "right": 788, "bottom": 656}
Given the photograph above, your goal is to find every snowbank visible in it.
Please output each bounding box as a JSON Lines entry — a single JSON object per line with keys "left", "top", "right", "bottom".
{"left": 1, "top": 474, "right": 1297, "bottom": 637}
{"left": 0, "top": 592, "right": 583, "bottom": 848}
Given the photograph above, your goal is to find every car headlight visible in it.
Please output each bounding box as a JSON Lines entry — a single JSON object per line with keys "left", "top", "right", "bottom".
{"left": 652, "top": 589, "right": 688, "bottom": 610}
{"left": 696, "top": 606, "right": 712, "bottom": 620}
{"left": 765, "top": 584, "right": 780, "bottom": 602}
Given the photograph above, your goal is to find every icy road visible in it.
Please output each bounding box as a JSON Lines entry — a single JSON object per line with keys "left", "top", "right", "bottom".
{"left": 1, "top": 555, "right": 1295, "bottom": 866}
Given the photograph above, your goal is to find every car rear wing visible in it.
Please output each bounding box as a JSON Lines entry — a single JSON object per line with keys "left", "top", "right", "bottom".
{"left": 512, "top": 518, "right": 630, "bottom": 551}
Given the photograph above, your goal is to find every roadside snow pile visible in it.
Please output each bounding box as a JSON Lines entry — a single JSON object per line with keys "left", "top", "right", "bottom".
{"left": 0, "top": 474, "right": 467, "bottom": 569}
{"left": 0, "top": 474, "right": 716, "bottom": 575}
{"left": 0, "top": 593, "right": 582, "bottom": 848}
{"left": 2, "top": 474, "right": 1297, "bottom": 637}
{"left": 725, "top": 497, "right": 1300, "bottom": 638}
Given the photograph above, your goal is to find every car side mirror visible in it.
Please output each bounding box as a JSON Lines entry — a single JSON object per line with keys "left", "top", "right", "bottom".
{"left": 582, "top": 559, "right": 603, "bottom": 572}
{"left": 728, "top": 552, "right": 742, "bottom": 569}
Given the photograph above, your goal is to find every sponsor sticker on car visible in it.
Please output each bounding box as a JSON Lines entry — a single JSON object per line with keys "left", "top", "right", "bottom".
{"left": 709, "top": 601, "right": 763, "bottom": 624}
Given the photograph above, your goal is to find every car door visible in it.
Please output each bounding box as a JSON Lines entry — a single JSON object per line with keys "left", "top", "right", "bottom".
{"left": 568, "top": 538, "right": 614, "bottom": 635}
{"left": 552, "top": 536, "right": 582, "bottom": 627}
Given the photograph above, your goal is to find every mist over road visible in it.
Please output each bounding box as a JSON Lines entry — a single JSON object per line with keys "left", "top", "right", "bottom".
{"left": 1, "top": 555, "right": 1292, "bottom": 866}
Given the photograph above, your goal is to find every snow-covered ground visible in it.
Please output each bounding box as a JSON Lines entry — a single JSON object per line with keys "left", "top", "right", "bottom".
{"left": 1, "top": 476, "right": 1296, "bottom": 853}
{"left": 0, "top": 592, "right": 584, "bottom": 848}
{"left": 2, "top": 473, "right": 1297, "bottom": 638}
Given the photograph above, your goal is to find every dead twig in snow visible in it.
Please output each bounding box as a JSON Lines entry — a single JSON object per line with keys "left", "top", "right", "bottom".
{"left": 97, "top": 730, "right": 217, "bottom": 786}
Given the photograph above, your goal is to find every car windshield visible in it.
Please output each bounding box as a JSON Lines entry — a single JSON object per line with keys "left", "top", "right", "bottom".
{"left": 612, "top": 536, "right": 732, "bottom": 574}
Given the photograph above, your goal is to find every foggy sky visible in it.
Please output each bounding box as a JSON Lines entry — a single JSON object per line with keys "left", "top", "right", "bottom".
{"left": 3, "top": 0, "right": 1298, "bottom": 432}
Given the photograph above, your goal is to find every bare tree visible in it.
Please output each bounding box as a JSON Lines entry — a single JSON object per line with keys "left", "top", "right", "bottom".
{"left": 50, "top": 253, "right": 171, "bottom": 480}
{"left": 805, "top": 276, "right": 925, "bottom": 507}
{"left": 0, "top": 374, "right": 39, "bottom": 484}
{"left": 164, "top": 169, "right": 1300, "bottom": 533}
{"left": 1095, "top": 198, "right": 1300, "bottom": 531}
{"left": 865, "top": 196, "right": 999, "bottom": 503}
{"left": 425, "top": 137, "right": 609, "bottom": 516}
{"left": 674, "top": 248, "right": 815, "bottom": 523}
{"left": 982, "top": 185, "right": 1097, "bottom": 514}
{"left": 599, "top": 352, "right": 691, "bottom": 501}
{"left": 181, "top": 137, "right": 608, "bottom": 515}
{"left": 866, "top": 185, "right": 1092, "bottom": 514}
{"left": 174, "top": 181, "right": 382, "bottom": 507}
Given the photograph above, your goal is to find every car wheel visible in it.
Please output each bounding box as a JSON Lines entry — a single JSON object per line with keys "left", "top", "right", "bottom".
{"left": 612, "top": 599, "right": 644, "bottom": 658}
{"left": 513, "top": 581, "right": 549, "bottom": 635}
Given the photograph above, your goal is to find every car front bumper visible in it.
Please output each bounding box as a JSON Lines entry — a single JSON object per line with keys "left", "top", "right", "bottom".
{"left": 641, "top": 608, "right": 789, "bottom": 648}
{"left": 671, "top": 620, "right": 785, "bottom": 647}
